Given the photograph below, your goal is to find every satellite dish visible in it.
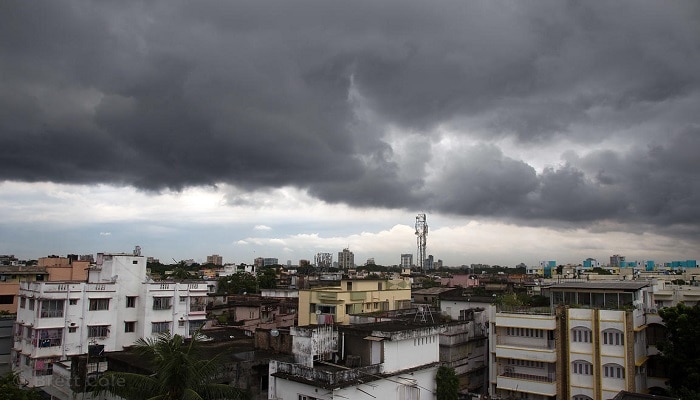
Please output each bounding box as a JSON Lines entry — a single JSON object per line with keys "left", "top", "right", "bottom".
{"left": 271, "top": 330, "right": 279, "bottom": 337}
{"left": 316, "top": 310, "right": 322, "bottom": 315}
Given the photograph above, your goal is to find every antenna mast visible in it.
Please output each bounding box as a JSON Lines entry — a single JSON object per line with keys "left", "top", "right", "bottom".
{"left": 415, "top": 213, "right": 428, "bottom": 272}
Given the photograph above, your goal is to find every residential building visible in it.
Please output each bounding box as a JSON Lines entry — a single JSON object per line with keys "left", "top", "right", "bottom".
{"left": 206, "top": 254, "right": 223, "bottom": 266}
{"left": 1, "top": 256, "right": 89, "bottom": 314}
{"left": 297, "top": 279, "right": 412, "bottom": 326}
{"left": 269, "top": 322, "right": 442, "bottom": 400}
{"left": 12, "top": 250, "right": 209, "bottom": 389}
{"left": 337, "top": 248, "right": 354, "bottom": 270}
{"left": 489, "top": 281, "right": 668, "bottom": 400}
{"left": 401, "top": 254, "right": 413, "bottom": 269}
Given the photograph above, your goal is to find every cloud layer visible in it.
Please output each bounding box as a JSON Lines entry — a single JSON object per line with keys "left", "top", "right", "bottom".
{"left": 2, "top": 0, "right": 699, "bottom": 244}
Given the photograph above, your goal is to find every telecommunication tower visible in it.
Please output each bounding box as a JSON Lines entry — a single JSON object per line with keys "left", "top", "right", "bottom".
{"left": 415, "top": 213, "right": 428, "bottom": 272}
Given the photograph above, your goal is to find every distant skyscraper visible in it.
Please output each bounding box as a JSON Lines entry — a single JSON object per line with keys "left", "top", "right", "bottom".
{"left": 400, "top": 253, "right": 413, "bottom": 269}
{"left": 425, "top": 255, "right": 434, "bottom": 270}
{"left": 338, "top": 248, "right": 354, "bottom": 270}
{"left": 206, "top": 254, "right": 223, "bottom": 266}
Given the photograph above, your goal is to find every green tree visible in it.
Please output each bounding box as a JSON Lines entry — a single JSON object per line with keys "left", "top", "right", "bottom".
{"left": 167, "top": 266, "right": 194, "bottom": 281}
{"left": 0, "top": 371, "right": 41, "bottom": 400}
{"left": 658, "top": 303, "right": 700, "bottom": 399}
{"left": 218, "top": 273, "right": 258, "bottom": 294}
{"left": 257, "top": 268, "right": 277, "bottom": 290}
{"left": 435, "top": 365, "right": 459, "bottom": 400}
{"left": 97, "top": 331, "right": 248, "bottom": 400}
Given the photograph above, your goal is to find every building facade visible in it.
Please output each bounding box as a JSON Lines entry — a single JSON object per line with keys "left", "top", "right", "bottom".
{"left": 11, "top": 251, "right": 209, "bottom": 389}
{"left": 488, "top": 281, "right": 667, "bottom": 400}
{"left": 297, "top": 279, "right": 412, "bottom": 326}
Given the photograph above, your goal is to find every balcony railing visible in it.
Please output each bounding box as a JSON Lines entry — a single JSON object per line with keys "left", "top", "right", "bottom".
{"left": 40, "top": 310, "right": 64, "bottom": 318}
{"left": 499, "top": 368, "right": 555, "bottom": 383}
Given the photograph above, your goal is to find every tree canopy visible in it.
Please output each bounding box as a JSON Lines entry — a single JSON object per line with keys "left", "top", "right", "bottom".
{"left": 435, "top": 365, "right": 459, "bottom": 400}
{"left": 97, "top": 331, "right": 248, "bottom": 400}
{"left": 658, "top": 303, "right": 700, "bottom": 399}
{"left": 0, "top": 371, "right": 41, "bottom": 400}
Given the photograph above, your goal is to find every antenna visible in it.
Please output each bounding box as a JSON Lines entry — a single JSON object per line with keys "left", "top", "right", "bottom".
{"left": 415, "top": 214, "right": 428, "bottom": 272}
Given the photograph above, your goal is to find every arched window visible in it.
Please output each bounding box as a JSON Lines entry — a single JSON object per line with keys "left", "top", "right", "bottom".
{"left": 602, "top": 329, "right": 624, "bottom": 345}
{"left": 572, "top": 360, "right": 593, "bottom": 375}
{"left": 571, "top": 326, "right": 592, "bottom": 343}
{"left": 603, "top": 363, "right": 625, "bottom": 379}
{"left": 573, "top": 395, "right": 593, "bottom": 400}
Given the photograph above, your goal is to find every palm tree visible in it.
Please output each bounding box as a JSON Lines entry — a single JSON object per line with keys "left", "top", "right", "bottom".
{"left": 97, "top": 331, "right": 248, "bottom": 400}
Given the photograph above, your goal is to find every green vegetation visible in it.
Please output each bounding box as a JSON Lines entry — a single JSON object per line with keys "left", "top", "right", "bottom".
{"left": 0, "top": 371, "right": 41, "bottom": 400}
{"left": 435, "top": 365, "right": 459, "bottom": 400}
{"left": 97, "top": 331, "right": 248, "bottom": 400}
{"left": 658, "top": 303, "right": 700, "bottom": 399}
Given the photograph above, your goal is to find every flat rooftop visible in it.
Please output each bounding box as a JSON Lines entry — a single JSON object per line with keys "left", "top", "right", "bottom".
{"left": 548, "top": 281, "right": 650, "bottom": 291}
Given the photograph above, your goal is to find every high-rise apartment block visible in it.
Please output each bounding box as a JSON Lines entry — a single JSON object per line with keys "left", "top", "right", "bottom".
{"left": 337, "top": 248, "right": 354, "bottom": 270}
{"left": 206, "top": 254, "right": 223, "bottom": 265}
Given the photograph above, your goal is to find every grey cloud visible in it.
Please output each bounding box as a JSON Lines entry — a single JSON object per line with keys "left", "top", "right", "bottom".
{"left": 1, "top": 0, "right": 699, "bottom": 233}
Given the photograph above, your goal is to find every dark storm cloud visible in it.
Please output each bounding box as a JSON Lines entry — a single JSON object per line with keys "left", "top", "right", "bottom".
{"left": 1, "top": 0, "right": 699, "bottom": 229}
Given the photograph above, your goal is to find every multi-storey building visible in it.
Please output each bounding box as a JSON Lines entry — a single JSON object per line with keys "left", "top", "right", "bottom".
{"left": 297, "top": 279, "right": 412, "bottom": 326}
{"left": 269, "top": 322, "right": 442, "bottom": 400}
{"left": 337, "top": 248, "right": 354, "bottom": 270}
{"left": 0, "top": 256, "right": 90, "bottom": 314}
{"left": 401, "top": 253, "right": 413, "bottom": 269}
{"left": 206, "top": 254, "right": 223, "bottom": 266}
{"left": 11, "top": 250, "right": 209, "bottom": 389}
{"left": 489, "top": 281, "right": 667, "bottom": 400}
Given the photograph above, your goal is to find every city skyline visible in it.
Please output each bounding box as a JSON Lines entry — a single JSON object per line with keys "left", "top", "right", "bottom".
{"left": 1, "top": 1, "right": 698, "bottom": 266}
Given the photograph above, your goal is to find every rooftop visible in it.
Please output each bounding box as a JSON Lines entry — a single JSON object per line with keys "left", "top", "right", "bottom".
{"left": 548, "top": 281, "right": 650, "bottom": 291}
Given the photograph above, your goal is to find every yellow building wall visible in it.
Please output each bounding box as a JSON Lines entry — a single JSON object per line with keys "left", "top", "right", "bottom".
{"left": 298, "top": 279, "right": 411, "bottom": 326}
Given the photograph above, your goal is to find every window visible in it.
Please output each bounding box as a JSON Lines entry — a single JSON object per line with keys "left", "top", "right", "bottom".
{"left": 572, "top": 360, "right": 593, "bottom": 375}
{"left": 68, "top": 327, "right": 77, "bottom": 333}
{"left": 179, "top": 320, "right": 185, "bottom": 327}
{"left": 89, "top": 298, "right": 110, "bottom": 311}
{"left": 378, "top": 282, "right": 383, "bottom": 290}
{"left": 69, "top": 299, "right": 78, "bottom": 305}
{"left": 298, "top": 396, "right": 318, "bottom": 400}
{"left": 124, "top": 321, "right": 136, "bottom": 333}
{"left": 572, "top": 327, "right": 592, "bottom": 343}
{"left": 20, "top": 297, "right": 26, "bottom": 308}
{"left": 132, "top": 260, "right": 138, "bottom": 264}
{"left": 36, "top": 328, "right": 63, "bottom": 347}
{"left": 34, "top": 358, "right": 56, "bottom": 376}
{"left": 88, "top": 325, "right": 110, "bottom": 338}
{"left": 153, "top": 297, "right": 172, "bottom": 310}
{"left": 152, "top": 321, "right": 170, "bottom": 334}
{"left": 40, "top": 299, "right": 64, "bottom": 318}
{"left": 505, "top": 327, "right": 544, "bottom": 338}
{"left": 28, "top": 298, "right": 35, "bottom": 310}
{"left": 180, "top": 296, "right": 187, "bottom": 303}
{"left": 347, "top": 282, "right": 352, "bottom": 291}
{"left": 603, "top": 329, "right": 624, "bottom": 345}
{"left": 603, "top": 364, "right": 625, "bottom": 379}
{"left": 126, "top": 296, "right": 136, "bottom": 308}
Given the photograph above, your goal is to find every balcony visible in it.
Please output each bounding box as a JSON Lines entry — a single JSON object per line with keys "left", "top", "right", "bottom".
{"left": 272, "top": 361, "right": 383, "bottom": 388}
{"left": 497, "top": 369, "right": 557, "bottom": 396}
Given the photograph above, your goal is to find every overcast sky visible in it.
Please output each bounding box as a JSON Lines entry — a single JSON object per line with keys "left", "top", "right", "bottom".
{"left": 1, "top": 1, "right": 699, "bottom": 267}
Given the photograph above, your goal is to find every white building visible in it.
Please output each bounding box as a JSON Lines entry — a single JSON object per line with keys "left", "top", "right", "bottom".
{"left": 269, "top": 322, "right": 443, "bottom": 400}
{"left": 11, "top": 251, "right": 209, "bottom": 389}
